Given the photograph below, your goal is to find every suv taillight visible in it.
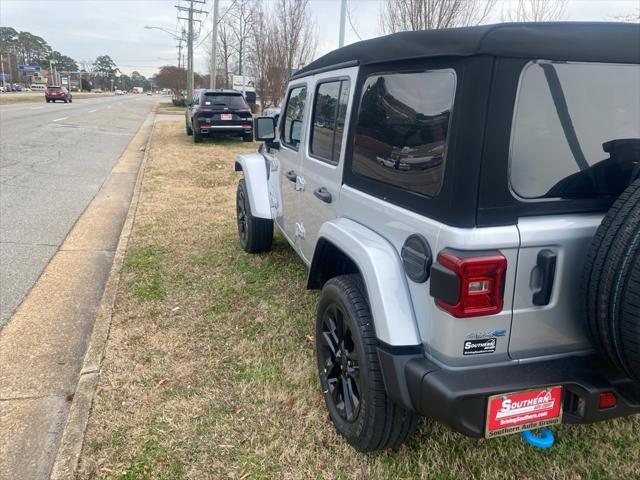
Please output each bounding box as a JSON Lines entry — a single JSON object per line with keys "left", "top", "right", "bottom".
{"left": 432, "top": 251, "right": 507, "bottom": 318}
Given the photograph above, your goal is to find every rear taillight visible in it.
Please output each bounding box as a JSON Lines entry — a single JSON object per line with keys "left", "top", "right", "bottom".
{"left": 599, "top": 391, "right": 617, "bottom": 409}
{"left": 432, "top": 251, "right": 507, "bottom": 318}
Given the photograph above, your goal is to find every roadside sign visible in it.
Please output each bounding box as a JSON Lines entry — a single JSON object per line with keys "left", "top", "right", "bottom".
{"left": 0, "top": 74, "right": 10, "bottom": 80}
{"left": 19, "top": 65, "right": 41, "bottom": 72}
{"left": 232, "top": 75, "right": 255, "bottom": 92}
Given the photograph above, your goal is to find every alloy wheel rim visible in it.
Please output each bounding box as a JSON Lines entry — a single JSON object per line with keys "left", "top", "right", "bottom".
{"left": 237, "top": 190, "right": 247, "bottom": 243}
{"left": 320, "top": 303, "right": 361, "bottom": 422}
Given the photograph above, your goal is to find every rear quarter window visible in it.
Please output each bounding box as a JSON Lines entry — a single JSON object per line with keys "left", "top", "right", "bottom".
{"left": 351, "top": 69, "right": 456, "bottom": 197}
{"left": 509, "top": 61, "right": 640, "bottom": 200}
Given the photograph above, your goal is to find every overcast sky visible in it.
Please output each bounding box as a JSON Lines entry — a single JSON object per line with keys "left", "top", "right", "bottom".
{"left": 1, "top": 0, "right": 637, "bottom": 78}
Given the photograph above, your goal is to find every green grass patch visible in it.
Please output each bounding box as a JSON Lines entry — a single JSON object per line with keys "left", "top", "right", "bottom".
{"left": 123, "top": 245, "right": 167, "bottom": 302}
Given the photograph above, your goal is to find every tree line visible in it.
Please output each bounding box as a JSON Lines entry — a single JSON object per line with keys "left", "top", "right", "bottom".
{"left": 156, "top": 0, "right": 578, "bottom": 109}
{"left": 0, "top": 27, "right": 152, "bottom": 91}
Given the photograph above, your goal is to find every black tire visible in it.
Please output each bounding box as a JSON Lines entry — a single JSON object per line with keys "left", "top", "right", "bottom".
{"left": 582, "top": 178, "right": 640, "bottom": 380}
{"left": 193, "top": 129, "right": 203, "bottom": 143}
{"left": 316, "top": 275, "right": 418, "bottom": 452}
{"left": 242, "top": 132, "right": 253, "bottom": 142}
{"left": 69, "top": 97, "right": 72, "bottom": 103}
{"left": 236, "top": 178, "right": 273, "bottom": 253}
{"left": 186, "top": 123, "right": 193, "bottom": 136}
{"left": 64, "top": 99, "right": 68, "bottom": 103}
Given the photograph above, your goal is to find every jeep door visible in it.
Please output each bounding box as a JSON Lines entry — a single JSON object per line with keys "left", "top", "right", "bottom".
{"left": 271, "top": 83, "right": 309, "bottom": 246}
{"left": 505, "top": 61, "right": 640, "bottom": 359}
{"left": 297, "top": 67, "right": 357, "bottom": 263}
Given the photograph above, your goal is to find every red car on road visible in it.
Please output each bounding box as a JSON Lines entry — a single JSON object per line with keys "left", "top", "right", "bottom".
{"left": 45, "top": 86, "right": 72, "bottom": 103}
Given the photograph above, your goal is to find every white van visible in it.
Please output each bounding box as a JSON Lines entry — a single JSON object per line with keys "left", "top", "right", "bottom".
{"left": 30, "top": 84, "right": 46, "bottom": 91}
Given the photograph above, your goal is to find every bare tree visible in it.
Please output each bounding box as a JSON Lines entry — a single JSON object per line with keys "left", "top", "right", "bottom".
{"left": 229, "top": 0, "right": 257, "bottom": 76}
{"left": 380, "top": 0, "right": 497, "bottom": 33}
{"left": 501, "top": 0, "right": 568, "bottom": 22}
{"left": 206, "top": 15, "right": 235, "bottom": 89}
{"left": 249, "top": 0, "right": 317, "bottom": 108}
{"left": 612, "top": 9, "right": 640, "bottom": 23}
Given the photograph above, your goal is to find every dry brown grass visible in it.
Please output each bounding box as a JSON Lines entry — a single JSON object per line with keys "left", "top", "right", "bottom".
{"left": 77, "top": 121, "right": 640, "bottom": 480}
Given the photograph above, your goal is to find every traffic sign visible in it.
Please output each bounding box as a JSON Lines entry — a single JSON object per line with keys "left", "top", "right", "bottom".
{"left": 18, "top": 65, "right": 41, "bottom": 72}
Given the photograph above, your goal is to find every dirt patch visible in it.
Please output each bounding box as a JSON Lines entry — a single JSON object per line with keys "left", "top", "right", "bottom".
{"left": 77, "top": 121, "right": 640, "bottom": 480}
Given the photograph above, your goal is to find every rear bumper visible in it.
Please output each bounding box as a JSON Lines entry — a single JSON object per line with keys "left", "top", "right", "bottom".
{"left": 378, "top": 347, "right": 640, "bottom": 438}
{"left": 197, "top": 123, "right": 252, "bottom": 134}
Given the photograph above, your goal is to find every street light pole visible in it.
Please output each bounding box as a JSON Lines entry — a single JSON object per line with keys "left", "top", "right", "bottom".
{"left": 0, "top": 53, "right": 6, "bottom": 89}
{"left": 210, "top": 0, "right": 219, "bottom": 89}
{"left": 339, "top": 0, "right": 346, "bottom": 48}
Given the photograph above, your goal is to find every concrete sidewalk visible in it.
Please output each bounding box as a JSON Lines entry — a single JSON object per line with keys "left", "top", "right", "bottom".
{"left": 0, "top": 110, "right": 155, "bottom": 480}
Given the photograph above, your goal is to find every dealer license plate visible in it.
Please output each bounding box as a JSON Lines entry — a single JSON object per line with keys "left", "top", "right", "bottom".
{"left": 220, "top": 113, "right": 232, "bottom": 120}
{"left": 485, "top": 386, "right": 563, "bottom": 438}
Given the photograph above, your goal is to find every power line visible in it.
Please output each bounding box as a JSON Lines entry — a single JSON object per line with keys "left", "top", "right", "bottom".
{"left": 194, "top": 0, "right": 237, "bottom": 50}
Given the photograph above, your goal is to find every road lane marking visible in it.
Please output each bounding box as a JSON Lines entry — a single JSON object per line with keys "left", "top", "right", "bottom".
{"left": 53, "top": 117, "right": 68, "bottom": 122}
{"left": 89, "top": 109, "right": 97, "bottom": 113}
{"left": 30, "top": 106, "right": 44, "bottom": 110}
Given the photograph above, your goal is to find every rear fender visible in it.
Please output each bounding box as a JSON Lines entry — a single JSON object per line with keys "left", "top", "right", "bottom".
{"left": 234, "top": 152, "right": 271, "bottom": 219}
{"left": 311, "top": 218, "right": 421, "bottom": 347}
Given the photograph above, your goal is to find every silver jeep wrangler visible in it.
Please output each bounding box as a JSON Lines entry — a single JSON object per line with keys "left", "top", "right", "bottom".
{"left": 235, "top": 22, "right": 640, "bottom": 451}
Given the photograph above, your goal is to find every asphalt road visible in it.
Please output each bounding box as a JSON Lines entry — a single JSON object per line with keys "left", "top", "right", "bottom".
{"left": 0, "top": 94, "right": 157, "bottom": 327}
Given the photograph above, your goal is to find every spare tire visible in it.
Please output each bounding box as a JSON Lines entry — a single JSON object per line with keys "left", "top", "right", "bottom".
{"left": 582, "top": 178, "right": 640, "bottom": 380}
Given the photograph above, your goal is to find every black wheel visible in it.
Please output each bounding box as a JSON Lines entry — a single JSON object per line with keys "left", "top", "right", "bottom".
{"left": 236, "top": 178, "right": 273, "bottom": 253}
{"left": 69, "top": 97, "right": 72, "bottom": 103}
{"left": 316, "top": 275, "right": 418, "bottom": 452}
{"left": 242, "top": 132, "right": 253, "bottom": 142}
{"left": 193, "top": 129, "right": 203, "bottom": 143}
{"left": 582, "top": 178, "right": 640, "bottom": 380}
{"left": 64, "top": 99, "right": 68, "bottom": 103}
{"left": 186, "top": 123, "right": 193, "bottom": 136}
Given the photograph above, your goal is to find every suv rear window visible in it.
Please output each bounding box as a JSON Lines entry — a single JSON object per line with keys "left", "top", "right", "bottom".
{"left": 351, "top": 69, "right": 456, "bottom": 197}
{"left": 47, "top": 87, "right": 62, "bottom": 90}
{"left": 203, "top": 93, "right": 247, "bottom": 108}
{"left": 510, "top": 61, "right": 640, "bottom": 200}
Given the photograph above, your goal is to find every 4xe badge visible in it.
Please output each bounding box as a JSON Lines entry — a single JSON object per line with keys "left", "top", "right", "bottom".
{"left": 485, "top": 386, "right": 563, "bottom": 438}
{"left": 463, "top": 338, "right": 496, "bottom": 355}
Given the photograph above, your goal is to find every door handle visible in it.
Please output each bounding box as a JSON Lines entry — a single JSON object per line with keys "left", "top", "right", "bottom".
{"left": 314, "top": 187, "right": 332, "bottom": 204}
{"left": 533, "top": 249, "right": 557, "bottom": 306}
{"left": 286, "top": 170, "right": 297, "bottom": 182}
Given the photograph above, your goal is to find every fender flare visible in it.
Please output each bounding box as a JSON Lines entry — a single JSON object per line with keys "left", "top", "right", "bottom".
{"left": 311, "top": 218, "right": 421, "bottom": 347}
{"left": 234, "top": 152, "right": 272, "bottom": 219}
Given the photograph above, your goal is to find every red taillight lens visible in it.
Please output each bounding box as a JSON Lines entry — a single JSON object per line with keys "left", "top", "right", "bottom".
{"left": 599, "top": 391, "right": 617, "bottom": 409}
{"left": 435, "top": 252, "right": 507, "bottom": 318}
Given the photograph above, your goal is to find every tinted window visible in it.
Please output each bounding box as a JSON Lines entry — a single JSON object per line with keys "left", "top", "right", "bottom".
{"left": 351, "top": 70, "right": 455, "bottom": 197}
{"left": 510, "top": 61, "right": 640, "bottom": 200}
{"left": 282, "top": 86, "right": 307, "bottom": 149}
{"left": 203, "top": 93, "right": 247, "bottom": 108}
{"left": 311, "top": 80, "right": 350, "bottom": 163}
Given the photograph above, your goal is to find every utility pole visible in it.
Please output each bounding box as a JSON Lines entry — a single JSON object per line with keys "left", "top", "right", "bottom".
{"left": 339, "top": 0, "right": 347, "bottom": 48}
{"left": 177, "top": 0, "right": 205, "bottom": 102}
{"left": 0, "top": 53, "right": 6, "bottom": 89}
{"left": 210, "top": 0, "right": 219, "bottom": 89}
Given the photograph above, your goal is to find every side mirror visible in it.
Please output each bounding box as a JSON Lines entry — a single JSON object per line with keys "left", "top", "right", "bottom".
{"left": 255, "top": 116, "right": 276, "bottom": 141}
{"left": 290, "top": 119, "right": 302, "bottom": 144}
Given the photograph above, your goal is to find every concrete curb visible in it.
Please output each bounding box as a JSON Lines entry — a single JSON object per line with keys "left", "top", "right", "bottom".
{"left": 49, "top": 112, "right": 157, "bottom": 480}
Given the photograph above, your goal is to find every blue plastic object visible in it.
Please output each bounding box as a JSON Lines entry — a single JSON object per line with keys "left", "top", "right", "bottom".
{"left": 521, "top": 428, "right": 555, "bottom": 449}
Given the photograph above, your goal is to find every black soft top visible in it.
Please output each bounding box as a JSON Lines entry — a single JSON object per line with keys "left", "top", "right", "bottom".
{"left": 294, "top": 22, "right": 640, "bottom": 79}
